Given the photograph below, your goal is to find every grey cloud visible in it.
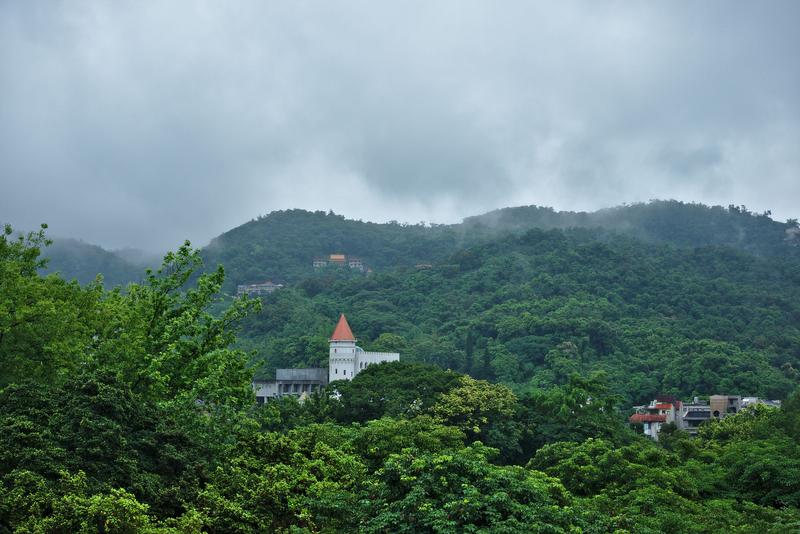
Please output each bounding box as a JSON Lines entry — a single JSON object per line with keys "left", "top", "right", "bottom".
{"left": 1, "top": 1, "right": 798, "bottom": 250}
{"left": 656, "top": 145, "right": 724, "bottom": 177}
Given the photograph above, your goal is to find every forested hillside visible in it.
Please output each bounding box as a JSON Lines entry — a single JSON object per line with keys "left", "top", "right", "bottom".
{"left": 242, "top": 226, "right": 800, "bottom": 405}
{"left": 204, "top": 200, "right": 799, "bottom": 292}
{"left": 201, "top": 209, "right": 463, "bottom": 289}
{"left": 40, "top": 238, "right": 152, "bottom": 287}
{"left": 2, "top": 224, "right": 799, "bottom": 532}
{"left": 463, "top": 201, "right": 800, "bottom": 258}
{"left": 41, "top": 201, "right": 800, "bottom": 291}
{"left": 36, "top": 201, "right": 800, "bottom": 404}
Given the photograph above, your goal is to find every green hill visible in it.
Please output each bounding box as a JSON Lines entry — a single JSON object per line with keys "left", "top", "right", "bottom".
{"left": 41, "top": 200, "right": 800, "bottom": 291}
{"left": 40, "top": 238, "right": 146, "bottom": 287}
{"left": 201, "top": 209, "right": 466, "bottom": 290}
{"left": 238, "top": 225, "right": 800, "bottom": 405}
{"left": 204, "top": 201, "right": 799, "bottom": 293}
{"left": 33, "top": 201, "right": 800, "bottom": 404}
{"left": 462, "top": 200, "right": 800, "bottom": 257}
{"left": 4, "top": 219, "right": 800, "bottom": 532}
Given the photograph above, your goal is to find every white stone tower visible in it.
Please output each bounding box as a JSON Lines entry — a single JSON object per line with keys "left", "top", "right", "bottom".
{"left": 328, "top": 313, "right": 400, "bottom": 382}
{"left": 329, "top": 314, "right": 357, "bottom": 382}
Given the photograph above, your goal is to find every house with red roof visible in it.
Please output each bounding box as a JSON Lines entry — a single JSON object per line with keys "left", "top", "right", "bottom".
{"left": 629, "top": 394, "right": 779, "bottom": 440}
{"left": 629, "top": 398, "right": 680, "bottom": 440}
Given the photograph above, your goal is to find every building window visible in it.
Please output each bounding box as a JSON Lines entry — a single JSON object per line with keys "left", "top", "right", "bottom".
{"left": 335, "top": 368, "right": 338, "bottom": 374}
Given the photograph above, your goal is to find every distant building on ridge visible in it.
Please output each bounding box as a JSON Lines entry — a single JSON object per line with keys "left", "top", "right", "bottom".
{"left": 313, "top": 254, "right": 365, "bottom": 272}
{"left": 237, "top": 281, "right": 283, "bottom": 297}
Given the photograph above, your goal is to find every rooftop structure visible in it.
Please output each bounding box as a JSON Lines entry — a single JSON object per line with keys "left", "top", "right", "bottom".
{"left": 253, "top": 368, "right": 328, "bottom": 403}
{"left": 330, "top": 314, "right": 356, "bottom": 341}
{"left": 710, "top": 395, "right": 741, "bottom": 417}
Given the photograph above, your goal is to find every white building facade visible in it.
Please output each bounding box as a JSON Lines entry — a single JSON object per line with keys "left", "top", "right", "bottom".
{"left": 328, "top": 314, "right": 399, "bottom": 382}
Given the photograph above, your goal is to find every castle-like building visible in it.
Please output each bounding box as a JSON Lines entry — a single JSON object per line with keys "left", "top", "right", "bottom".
{"left": 253, "top": 314, "right": 399, "bottom": 402}
{"left": 328, "top": 314, "right": 400, "bottom": 382}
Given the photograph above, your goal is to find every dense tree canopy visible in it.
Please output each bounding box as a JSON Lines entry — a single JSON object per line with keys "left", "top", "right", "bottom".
{"left": 3, "top": 210, "right": 800, "bottom": 532}
{"left": 241, "top": 222, "right": 800, "bottom": 406}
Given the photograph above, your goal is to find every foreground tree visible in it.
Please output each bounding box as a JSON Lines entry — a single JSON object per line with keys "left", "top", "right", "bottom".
{"left": 0, "top": 224, "right": 103, "bottom": 387}
{"left": 362, "top": 443, "right": 589, "bottom": 533}
{"left": 93, "top": 241, "right": 260, "bottom": 407}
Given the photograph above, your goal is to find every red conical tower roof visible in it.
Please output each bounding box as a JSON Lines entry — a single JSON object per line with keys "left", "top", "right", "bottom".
{"left": 330, "top": 314, "right": 356, "bottom": 341}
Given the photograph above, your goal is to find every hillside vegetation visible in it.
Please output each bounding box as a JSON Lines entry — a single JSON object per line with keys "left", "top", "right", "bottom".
{"left": 242, "top": 225, "right": 800, "bottom": 405}
{"left": 40, "top": 238, "right": 145, "bottom": 286}
{"left": 42, "top": 200, "right": 799, "bottom": 290}
{"left": 2, "top": 223, "right": 799, "bottom": 532}
{"left": 463, "top": 201, "right": 799, "bottom": 258}
{"left": 206, "top": 200, "right": 799, "bottom": 291}
{"left": 38, "top": 201, "right": 800, "bottom": 405}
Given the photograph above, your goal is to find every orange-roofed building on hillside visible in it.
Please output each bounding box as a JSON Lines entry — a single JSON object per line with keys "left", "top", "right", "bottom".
{"left": 312, "top": 254, "right": 365, "bottom": 272}
{"left": 629, "top": 398, "right": 681, "bottom": 441}
{"left": 328, "top": 314, "right": 399, "bottom": 382}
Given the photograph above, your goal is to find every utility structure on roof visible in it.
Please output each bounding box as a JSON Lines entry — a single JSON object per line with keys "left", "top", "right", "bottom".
{"left": 328, "top": 314, "right": 399, "bottom": 383}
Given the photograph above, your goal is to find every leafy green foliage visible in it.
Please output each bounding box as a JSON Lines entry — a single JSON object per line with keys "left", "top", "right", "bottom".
{"left": 94, "top": 241, "right": 261, "bottom": 406}
{"left": 430, "top": 375, "right": 517, "bottom": 440}
{"left": 362, "top": 443, "right": 585, "bottom": 533}
{"left": 243, "top": 222, "right": 800, "bottom": 404}
{"left": 196, "top": 427, "right": 366, "bottom": 533}
{"left": 0, "top": 224, "right": 103, "bottom": 387}
{"left": 3, "top": 216, "right": 800, "bottom": 532}
{"left": 329, "top": 361, "right": 461, "bottom": 423}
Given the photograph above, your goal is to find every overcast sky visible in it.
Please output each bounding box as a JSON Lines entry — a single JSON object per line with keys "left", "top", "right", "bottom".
{"left": 1, "top": 1, "right": 798, "bottom": 250}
